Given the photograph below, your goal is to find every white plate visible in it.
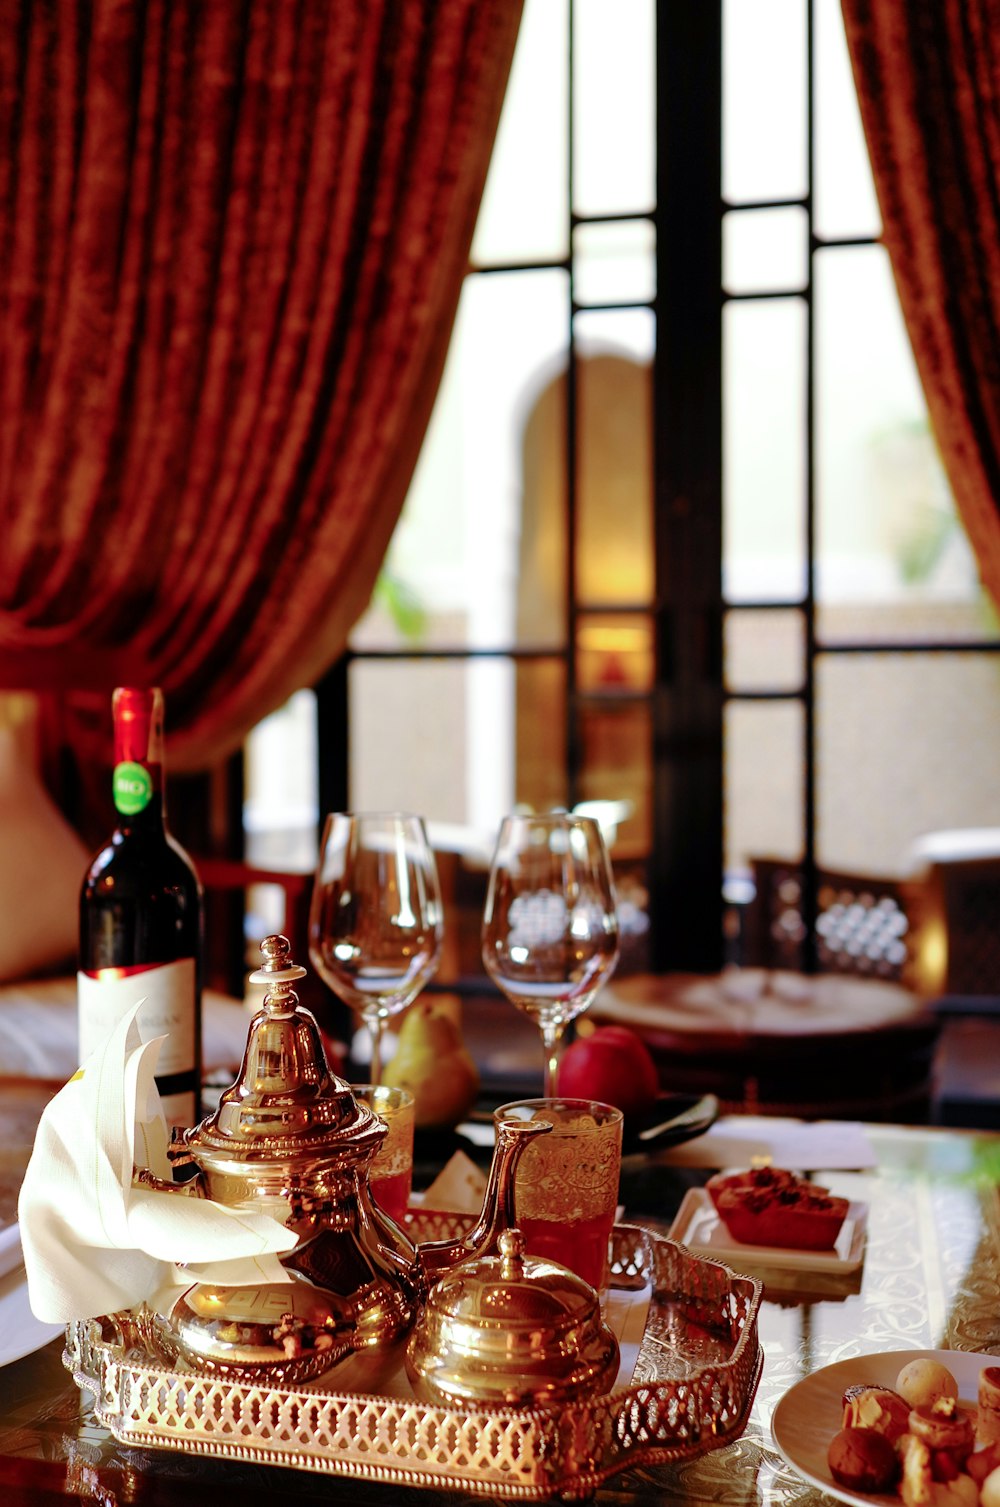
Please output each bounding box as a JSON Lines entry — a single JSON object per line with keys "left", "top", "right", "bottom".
{"left": 0, "top": 1222, "right": 21, "bottom": 1282}
{"left": 668, "top": 1187, "right": 867, "bottom": 1274}
{"left": 0, "top": 1259, "right": 63, "bottom": 1368}
{"left": 772, "top": 1348, "right": 993, "bottom": 1507}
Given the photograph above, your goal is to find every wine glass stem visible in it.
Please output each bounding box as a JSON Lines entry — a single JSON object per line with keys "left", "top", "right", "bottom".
{"left": 369, "top": 1016, "right": 385, "bottom": 1088}
{"left": 541, "top": 1022, "right": 564, "bottom": 1098}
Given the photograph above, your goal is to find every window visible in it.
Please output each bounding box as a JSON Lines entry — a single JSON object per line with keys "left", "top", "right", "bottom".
{"left": 245, "top": 0, "right": 1000, "bottom": 979}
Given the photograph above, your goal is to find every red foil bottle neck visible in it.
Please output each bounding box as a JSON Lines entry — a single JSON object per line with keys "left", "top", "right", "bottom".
{"left": 112, "top": 686, "right": 164, "bottom": 766}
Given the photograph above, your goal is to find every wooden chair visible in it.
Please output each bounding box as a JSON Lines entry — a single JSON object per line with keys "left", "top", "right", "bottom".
{"left": 905, "top": 850, "right": 1000, "bottom": 1128}
{"left": 195, "top": 856, "right": 313, "bottom": 996}
{"left": 907, "top": 854, "right": 1000, "bottom": 999}
{"left": 742, "top": 856, "right": 921, "bottom": 985}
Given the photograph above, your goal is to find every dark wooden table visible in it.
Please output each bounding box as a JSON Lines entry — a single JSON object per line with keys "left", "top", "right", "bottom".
{"left": 592, "top": 968, "right": 941, "bottom": 1120}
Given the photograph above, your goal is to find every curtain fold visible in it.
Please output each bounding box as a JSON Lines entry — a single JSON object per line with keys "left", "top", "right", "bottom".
{"left": 841, "top": 0, "right": 1000, "bottom": 608}
{"left": 0, "top": 0, "right": 522, "bottom": 769}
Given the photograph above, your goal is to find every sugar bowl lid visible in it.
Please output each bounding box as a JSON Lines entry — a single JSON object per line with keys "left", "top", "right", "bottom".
{"left": 405, "top": 1229, "right": 620, "bottom": 1409}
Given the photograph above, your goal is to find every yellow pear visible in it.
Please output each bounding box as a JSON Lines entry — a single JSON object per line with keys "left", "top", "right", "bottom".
{"left": 384, "top": 999, "right": 480, "bottom": 1129}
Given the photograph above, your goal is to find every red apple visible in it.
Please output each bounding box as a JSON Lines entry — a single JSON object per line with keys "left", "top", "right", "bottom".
{"left": 556, "top": 1024, "right": 660, "bottom": 1118}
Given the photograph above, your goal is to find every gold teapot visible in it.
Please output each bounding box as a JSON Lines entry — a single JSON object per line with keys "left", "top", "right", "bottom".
{"left": 144, "top": 936, "right": 549, "bottom": 1390}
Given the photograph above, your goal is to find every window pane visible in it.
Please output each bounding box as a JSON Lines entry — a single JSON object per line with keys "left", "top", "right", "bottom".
{"left": 724, "top": 297, "right": 806, "bottom": 602}
{"left": 578, "top": 613, "right": 654, "bottom": 692}
{"left": 515, "top": 658, "right": 567, "bottom": 813}
{"left": 724, "top": 608, "right": 804, "bottom": 693}
{"left": 573, "top": 0, "right": 655, "bottom": 217}
{"left": 723, "top": 0, "right": 806, "bottom": 204}
{"left": 351, "top": 269, "right": 569, "bottom": 654}
{"left": 725, "top": 700, "right": 804, "bottom": 874}
{"left": 813, "top": 0, "right": 881, "bottom": 241}
{"left": 573, "top": 219, "right": 655, "bottom": 307}
{"left": 580, "top": 701, "right": 651, "bottom": 860}
{"left": 818, "top": 599, "right": 1000, "bottom": 647}
{"left": 723, "top": 206, "right": 808, "bottom": 295}
{"left": 816, "top": 653, "right": 1000, "bottom": 874}
{"left": 814, "top": 245, "right": 987, "bottom": 629}
{"left": 471, "top": 0, "right": 569, "bottom": 265}
{"left": 351, "top": 658, "right": 517, "bottom": 833}
{"left": 575, "top": 342, "right": 653, "bottom": 607}
{"left": 243, "top": 690, "right": 318, "bottom": 868}
{"left": 574, "top": 307, "right": 655, "bottom": 363}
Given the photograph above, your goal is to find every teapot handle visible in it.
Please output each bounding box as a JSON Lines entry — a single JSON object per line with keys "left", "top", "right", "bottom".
{"left": 133, "top": 1165, "right": 206, "bottom": 1198}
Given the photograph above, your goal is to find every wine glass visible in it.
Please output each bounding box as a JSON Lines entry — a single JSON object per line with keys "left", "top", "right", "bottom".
{"left": 308, "top": 812, "right": 444, "bottom": 1085}
{"left": 481, "top": 812, "right": 620, "bottom": 1096}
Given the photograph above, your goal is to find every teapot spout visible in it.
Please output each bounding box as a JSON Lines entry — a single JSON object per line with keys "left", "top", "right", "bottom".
{"left": 418, "top": 1117, "right": 551, "bottom": 1280}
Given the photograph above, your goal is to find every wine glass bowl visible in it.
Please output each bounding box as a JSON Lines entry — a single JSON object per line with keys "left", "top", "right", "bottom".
{"left": 481, "top": 813, "right": 620, "bottom": 1095}
{"left": 308, "top": 812, "right": 444, "bottom": 1084}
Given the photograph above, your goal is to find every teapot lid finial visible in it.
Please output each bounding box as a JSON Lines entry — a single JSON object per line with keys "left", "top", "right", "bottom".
{"left": 183, "top": 934, "right": 383, "bottom": 1163}
{"left": 249, "top": 934, "right": 307, "bottom": 1016}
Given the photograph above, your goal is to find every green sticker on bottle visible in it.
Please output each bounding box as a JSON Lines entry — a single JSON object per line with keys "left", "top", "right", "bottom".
{"left": 113, "top": 761, "right": 153, "bottom": 815}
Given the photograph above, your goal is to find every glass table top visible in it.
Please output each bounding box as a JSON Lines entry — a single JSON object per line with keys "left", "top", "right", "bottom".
{"left": 2, "top": 1120, "right": 999, "bottom": 1505}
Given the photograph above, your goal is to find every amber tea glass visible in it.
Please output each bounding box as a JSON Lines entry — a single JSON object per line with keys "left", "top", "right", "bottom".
{"left": 353, "top": 1084, "right": 415, "bottom": 1226}
{"left": 494, "top": 1097, "right": 623, "bottom": 1297}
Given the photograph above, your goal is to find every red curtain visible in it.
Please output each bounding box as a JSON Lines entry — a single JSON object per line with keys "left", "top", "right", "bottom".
{"left": 0, "top": 0, "right": 521, "bottom": 770}
{"left": 841, "top": 1, "right": 1000, "bottom": 607}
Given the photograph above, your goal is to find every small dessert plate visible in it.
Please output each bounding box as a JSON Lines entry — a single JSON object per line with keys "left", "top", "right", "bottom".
{"left": 772, "top": 1348, "right": 990, "bottom": 1507}
{"left": 0, "top": 1260, "right": 63, "bottom": 1368}
{"left": 668, "top": 1187, "right": 868, "bottom": 1274}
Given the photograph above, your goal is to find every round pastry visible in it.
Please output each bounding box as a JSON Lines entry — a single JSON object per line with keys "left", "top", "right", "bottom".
{"left": 896, "top": 1357, "right": 959, "bottom": 1408}
{"left": 841, "top": 1384, "right": 911, "bottom": 1441}
{"left": 966, "top": 1441, "right": 1000, "bottom": 1484}
{"left": 827, "top": 1427, "right": 900, "bottom": 1492}
{"left": 980, "top": 1366, "right": 1000, "bottom": 1446}
{"left": 908, "top": 1399, "right": 974, "bottom": 1466}
{"left": 981, "top": 1464, "right": 1000, "bottom": 1507}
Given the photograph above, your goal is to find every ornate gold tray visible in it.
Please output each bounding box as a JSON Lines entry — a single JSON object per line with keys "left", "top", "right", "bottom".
{"left": 64, "top": 1217, "right": 763, "bottom": 1501}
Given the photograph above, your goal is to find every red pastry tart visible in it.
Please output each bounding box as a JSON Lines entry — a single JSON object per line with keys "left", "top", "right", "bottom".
{"left": 706, "top": 1167, "right": 849, "bottom": 1250}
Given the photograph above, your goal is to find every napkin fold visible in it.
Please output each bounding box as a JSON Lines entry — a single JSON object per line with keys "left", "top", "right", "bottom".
{"left": 660, "top": 1115, "right": 877, "bottom": 1170}
{"left": 19, "top": 1000, "right": 297, "bottom": 1324}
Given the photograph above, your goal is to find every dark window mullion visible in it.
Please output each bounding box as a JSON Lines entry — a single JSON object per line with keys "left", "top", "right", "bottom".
{"left": 573, "top": 298, "right": 656, "bottom": 314}
{"left": 802, "top": 0, "right": 819, "bottom": 969}
{"left": 566, "top": 0, "right": 580, "bottom": 807}
{"left": 652, "top": 0, "right": 725, "bottom": 971}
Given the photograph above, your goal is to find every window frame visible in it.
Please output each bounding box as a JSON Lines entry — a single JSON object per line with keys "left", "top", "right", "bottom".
{"left": 312, "top": 0, "right": 1000, "bottom": 978}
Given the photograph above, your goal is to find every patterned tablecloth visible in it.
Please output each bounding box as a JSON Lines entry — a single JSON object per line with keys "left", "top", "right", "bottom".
{"left": 0, "top": 1120, "right": 998, "bottom": 1505}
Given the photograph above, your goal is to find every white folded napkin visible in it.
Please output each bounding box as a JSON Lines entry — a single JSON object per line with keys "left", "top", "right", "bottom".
{"left": 19, "top": 1000, "right": 297, "bottom": 1324}
{"left": 660, "top": 1115, "right": 877, "bottom": 1170}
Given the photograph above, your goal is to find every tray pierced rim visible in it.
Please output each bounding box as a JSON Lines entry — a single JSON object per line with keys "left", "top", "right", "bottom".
{"left": 65, "top": 1220, "right": 764, "bottom": 1501}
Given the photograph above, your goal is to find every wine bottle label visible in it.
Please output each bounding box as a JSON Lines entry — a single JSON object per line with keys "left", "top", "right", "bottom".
{"left": 113, "top": 760, "right": 154, "bottom": 815}
{"left": 77, "top": 957, "right": 197, "bottom": 1084}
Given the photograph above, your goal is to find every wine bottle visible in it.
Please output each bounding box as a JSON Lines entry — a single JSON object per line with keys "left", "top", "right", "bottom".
{"left": 78, "top": 686, "right": 203, "bottom": 1128}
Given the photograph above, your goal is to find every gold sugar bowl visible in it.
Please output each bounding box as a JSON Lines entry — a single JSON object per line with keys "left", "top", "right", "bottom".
{"left": 406, "top": 1228, "right": 621, "bottom": 1409}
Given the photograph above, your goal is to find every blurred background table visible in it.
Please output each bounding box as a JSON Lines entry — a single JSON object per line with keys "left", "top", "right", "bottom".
{"left": 590, "top": 968, "right": 941, "bottom": 1122}
{"left": 1, "top": 1118, "right": 999, "bottom": 1505}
